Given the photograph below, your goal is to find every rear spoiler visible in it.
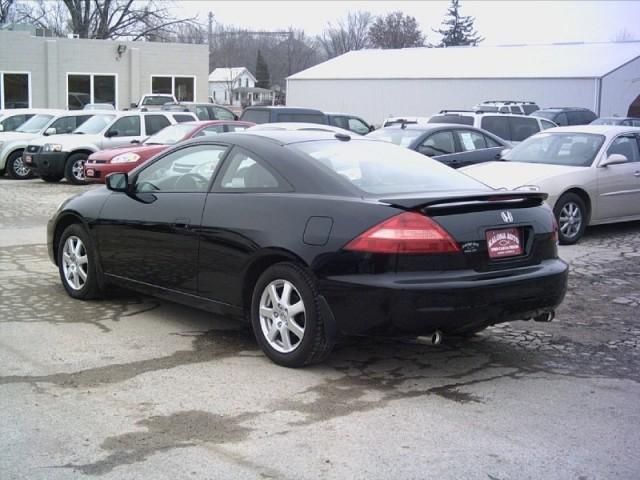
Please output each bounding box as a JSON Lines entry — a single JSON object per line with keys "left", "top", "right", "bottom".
{"left": 380, "top": 191, "right": 548, "bottom": 210}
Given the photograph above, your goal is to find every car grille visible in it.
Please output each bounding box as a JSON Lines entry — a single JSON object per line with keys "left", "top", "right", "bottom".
{"left": 26, "top": 145, "right": 41, "bottom": 153}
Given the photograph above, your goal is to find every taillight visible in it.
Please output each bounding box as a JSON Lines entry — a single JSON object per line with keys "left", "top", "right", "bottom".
{"left": 344, "top": 212, "right": 460, "bottom": 254}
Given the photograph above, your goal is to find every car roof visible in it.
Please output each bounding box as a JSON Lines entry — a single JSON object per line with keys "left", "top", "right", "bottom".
{"left": 244, "top": 106, "right": 325, "bottom": 113}
{"left": 542, "top": 125, "right": 640, "bottom": 135}
{"left": 247, "top": 122, "right": 352, "bottom": 135}
{"left": 377, "top": 123, "right": 473, "bottom": 132}
{"left": 2, "top": 108, "right": 68, "bottom": 115}
{"left": 219, "top": 129, "right": 368, "bottom": 146}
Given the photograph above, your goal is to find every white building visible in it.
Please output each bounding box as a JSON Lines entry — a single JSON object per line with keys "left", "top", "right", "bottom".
{"left": 286, "top": 42, "right": 640, "bottom": 125}
{"left": 208, "top": 67, "right": 274, "bottom": 107}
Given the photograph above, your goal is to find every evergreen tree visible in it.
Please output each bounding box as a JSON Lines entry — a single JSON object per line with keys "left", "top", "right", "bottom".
{"left": 255, "top": 50, "right": 270, "bottom": 89}
{"left": 434, "top": 0, "right": 484, "bottom": 47}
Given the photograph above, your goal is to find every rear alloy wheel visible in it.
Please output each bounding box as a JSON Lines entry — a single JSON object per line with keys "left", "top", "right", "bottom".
{"left": 64, "top": 153, "right": 88, "bottom": 185}
{"left": 554, "top": 193, "right": 587, "bottom": 245}
{"left": 6, "top": 151, "right": 33, "bottom": 179}
{"left": 57, "top": 224, "right": 100, "bottom": 299}
{"left": 251, "top": 262, "right": 334, "bottom": 367}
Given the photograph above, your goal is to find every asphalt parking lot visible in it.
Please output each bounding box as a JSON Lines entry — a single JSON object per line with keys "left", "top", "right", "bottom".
{"left": 1, "top": 178, "right": 639, "bottom": 480}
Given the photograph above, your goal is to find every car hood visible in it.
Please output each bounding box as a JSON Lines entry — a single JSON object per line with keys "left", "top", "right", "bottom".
{"left": 0, "top": 131, "right": 38, "bottom": 143}
{"left": 460, "top": 161, "right": 584, "bottom": 189}
{"left": 29, "top": 133, "right": 101, "bottom": 148}
{"left": 89, "top": 144, "right": 168, "bottom": 161}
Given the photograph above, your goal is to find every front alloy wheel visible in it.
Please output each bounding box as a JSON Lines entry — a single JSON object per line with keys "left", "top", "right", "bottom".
{"left": 61, "top": 235, "right": 89, "bottom": 291}
{"left": 57, "top": 224, "right": 100, "bottom": 299}
{"left": 554, "top": 192, "right": 587, "bottom": 245}
{"left": 6, "top": 151, "right": 32, "bottom": 179}
{"left": 64, "top": 153, "right": 88, "bottom": 185}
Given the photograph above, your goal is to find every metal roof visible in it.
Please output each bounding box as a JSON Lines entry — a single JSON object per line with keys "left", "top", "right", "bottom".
{"left": 208, "top": 67, "right": 256, "bottom": 83}
{"left": 288, "top": 42, "right": 640, "bottom": 81}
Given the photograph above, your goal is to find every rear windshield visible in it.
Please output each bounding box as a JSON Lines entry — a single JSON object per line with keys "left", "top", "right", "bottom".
{"left": 522, "top": 104, "right": 539, "bottom": 115}
{"left": 241, "top": 109, "right": 271, "bottom": 124}
{"left": 16, "top": 114, "right": 53, "bottom": 133}
{"left": 277, "top": 113, "right": 325, "bottom": 123}
{"left": 145, "top": 123, "right": 194, "bottom": 145}
{"left": 531, "top": 111, "right": 558, "bottom": 121}
{"left": 428, "top": 115, "right": 474, "bottom": 126}
{"left": 290, "top": 139, "right": 486, "bottom": 195}
{"left": 142, "top": 96, "right": 174, "bottom": 106}
{"left": 74, "top": 114, "right": 117, "bottom": 134}
{"left": 366, "top": 128, "right": 424, "bottom": 147}
{"left": 590, "top": 118, "right": 620, "bottom": 125}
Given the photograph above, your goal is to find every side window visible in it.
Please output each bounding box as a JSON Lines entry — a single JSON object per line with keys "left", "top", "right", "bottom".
{"left": 193, "top": 125, "right": 226, "bottom": 137}
{"left": 581, "top": 111, "right": 597, "bottom": 123}
{"left": 219, "top": 148, "right": 281, "bottom": 190}
{"left": 481, "top": 116, "right": 510, "bottom": 140}
{"left": 135, "top": 144, "right": 227, "bottom": 192}
{"left": 144, "top": 115, "right": 171, "bottom": 136}
{"left": 107, "top": 116, "right": 141, "bottom": 137}
{"left": 278, "top": 113, "right": 325, "bottom": 123}
{"left": 484, "top": 134, "right": 502, "bottom": 148}
{"left": 607, "top": 136, "right": 640, "bottom": 162}
{"left": 498, "top": 106, "right": 509, "bottom": 113}
{"left": 172, "top": 114, "right": 195, "bottom": 123}
{"left": 0, "top": 114, "right": 30, "bottom": 131}
{"left": 418, "top": 131, "right": 455, "bottom": 156}
{"left": 241, "top": 109, "right": 270, "bottom": 123}
{"left": 566, "top": 111, "right": 583, "bottom": 125}
{"left": 196, "top": 106, "right": 211, "bottom": 120}
{"left": 509, "top": 117, "right": 540, "bottom": 142}
{"left": 50, "top": 116, "right": 78, "bottom": 134}
{"left": 632, "top": 120, "right": 640, "bottom": 127}
{"left": 540, "top": 119, "right": 556, "bottom": 130}
{"left": 347, "top": 117, "right": 370, "bottom": 135}
{"left": 457, "top": 130, "right": 487, "bottom": 151}
{"left": 523, "top": 105, "right": 539, "bottom": 115}
{"left": 554, "top": 113, "right": 568, "bottom": 126}
{"left": 75, "top": 115, "right": 93, "bottom": 128}
{"left": 331, "top": 116, "right": 348, "bottom": 130}
{"left": 212, "top": 106, "right": 235, "bottom": 120}
{"left": 509, "top": 106, "right": 522, "bottom": 114}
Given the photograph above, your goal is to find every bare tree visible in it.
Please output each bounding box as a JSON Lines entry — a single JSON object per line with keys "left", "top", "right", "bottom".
{"left": 318, "top": 11, "right": 372, "bottom": 59}
{"left": 16, "top": 0, "right": 196, "bottom": 40}
{"left": 368, "top": 11, "right": 425, "bottom": 49}
{"left": 15, "top": 0, "right": 69, "bottom": 36}
{"left": 615, "top": 28, "right": 637, "bottom": 42}
{"left": 1, "top": 0, "right": 15, "bottom": 24}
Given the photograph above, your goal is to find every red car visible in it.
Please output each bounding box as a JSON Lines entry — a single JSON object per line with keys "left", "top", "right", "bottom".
{"left": 84, "top": 120, "right": 254, "bottom": 183}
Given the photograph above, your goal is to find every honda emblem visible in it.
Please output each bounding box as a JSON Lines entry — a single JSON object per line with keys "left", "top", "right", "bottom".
{"left": 501, "top": 211, "right": 514, "bottom": 223}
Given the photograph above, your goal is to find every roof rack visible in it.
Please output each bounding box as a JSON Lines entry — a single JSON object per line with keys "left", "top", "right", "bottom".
{"left": 439, "top": 109, "right": 474, "bottom": 114}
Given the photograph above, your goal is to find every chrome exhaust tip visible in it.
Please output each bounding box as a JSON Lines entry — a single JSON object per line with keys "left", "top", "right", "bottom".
{"left": 418, "top": 330, "right": 443, "bottom": 345}
{"left": 533, "top": 311, "right": 555, "bottom": 323}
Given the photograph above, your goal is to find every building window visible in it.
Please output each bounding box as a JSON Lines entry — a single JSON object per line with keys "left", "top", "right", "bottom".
{"left": 67, "top": 73, "right": 116, "bottom": 110}
{"left": 0, "top": 72, "right": 30, "bottom": 109}
{"left": 151, "top": 75, "right": 195, "bottom": 102}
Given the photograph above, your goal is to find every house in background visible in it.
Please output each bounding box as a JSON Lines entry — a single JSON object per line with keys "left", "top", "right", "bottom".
{"left": 208, "top": 67, "right": 275, "bottom": 107}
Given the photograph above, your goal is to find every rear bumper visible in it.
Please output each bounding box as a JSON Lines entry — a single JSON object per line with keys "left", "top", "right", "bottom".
{"left": 84, "top": 162, "right": 136, "bottom": 184}
{"left": 319, "top": 259, "right": 568, "bottom": 335}
{"left": 27, "top": 151, "right": 67, "bottom": 176}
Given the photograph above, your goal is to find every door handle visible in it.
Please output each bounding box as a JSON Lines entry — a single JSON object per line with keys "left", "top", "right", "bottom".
{"left": 634, "top": 171, "right": 640, "bottom": 177}
{"left": 172, "top": 217, "right": 191, "bottom": 230}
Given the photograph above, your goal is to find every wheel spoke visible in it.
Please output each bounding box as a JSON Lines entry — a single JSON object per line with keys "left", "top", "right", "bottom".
{"left": 72, "top": 270, "right": 80, "bottom": 289}
{"left": 267, "top": 321, "right": 279, "bottom": 341}
{"left": 260, "top": 306, "right": 273, "bottom": 319}
{"left": 267, "top": 284, "right": 280, "bottom": 306}
{"left": 288, "top": 301, "right": 305, "bottom": 318}
{"left": 63, "top": 252, "right": 72, "bottom": 264}
{"left": 287, "top": 319, "right": 304, "bottom": 339}
{"left": 280, "top": 327, "right": 292, "bottom": 350}
{"left": 78, "top": 268, "right": 87, "bottom": 282}
{"left": 281, "top": 282, "right": 292, "bottom": 306}
{"left": 77, "top": 255, "right": 88, "bottom": 265}
{"left": 74, "top": 239, "right": 83, "bottom": 256}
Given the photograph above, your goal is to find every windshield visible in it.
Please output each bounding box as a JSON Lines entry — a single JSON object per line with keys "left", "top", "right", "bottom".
{"left": 366, "top": 128, "right": 425, "bottom": 148}
{"left": 428, "top": 115, "right": 474, "bottom": 126}
{"left": 142, "top": 96, "right": 173, "bottom": 106}
{"left": 145, "top": 123, "right": 194, "bottom": 145}
{"left": 74, "top": 114, "right": 117, "bottom": 134}
{"left": 590, "top": 118, "right": 621, "bottom": 125}
{"left": 16, "top": 114, "right": 53, "bottom": 133}
{"left": 504, "top": 132, "right": 605, "bottom": 167}
{"left": 291, "top": 139, "right": 486, "bottom": 195}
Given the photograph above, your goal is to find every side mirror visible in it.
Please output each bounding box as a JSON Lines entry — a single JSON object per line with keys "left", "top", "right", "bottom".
{"left": 105, "top": 129, "right": 118, "bottom": 138}
{"left": 600, "top": 153, "right": 628, "bottom": 167}
{"left": 44, "top": 127, "right": 57, "bottom": 136}
{"left": 369, "top": 125, "right": 375, "bottom": 132}
{"left": 498, "top": 148, "right": 512, "bottom": 159}
{"left": 130, "top": 103, "right": 137, "bottom": 108}
{"left": 233, "top": 114, "right": 239, "bottom": 120}
{"left": 106, "top": 172, "right": 129, "bottom": 192}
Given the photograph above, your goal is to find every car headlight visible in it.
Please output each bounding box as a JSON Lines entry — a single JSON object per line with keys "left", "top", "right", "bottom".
{"left": 514, "top": 185, "right": 541, "bottom": 192}
{"left": 43, "top": 143, "right": 63, "bottom": 152}
{"left": 111, "top": 152, "right": 141, "bottom": 164}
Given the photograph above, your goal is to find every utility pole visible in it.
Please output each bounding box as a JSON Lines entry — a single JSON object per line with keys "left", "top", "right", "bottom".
{"left": 208, "top": 12, "right": 214, "bottom": 72}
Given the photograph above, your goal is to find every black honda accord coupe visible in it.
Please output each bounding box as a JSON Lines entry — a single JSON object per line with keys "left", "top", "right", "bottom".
{"left": 48, "top": 131, "right": 568, "bottom": 367}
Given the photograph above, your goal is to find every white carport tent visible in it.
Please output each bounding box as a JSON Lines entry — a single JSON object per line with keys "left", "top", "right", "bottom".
{"left": 286, "top": 42, "right": 640, "bottom": 125}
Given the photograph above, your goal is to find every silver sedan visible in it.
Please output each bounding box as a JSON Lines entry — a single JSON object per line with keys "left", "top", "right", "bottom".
{"left": 461, "top": 125, "right": 640, "bottom": 244}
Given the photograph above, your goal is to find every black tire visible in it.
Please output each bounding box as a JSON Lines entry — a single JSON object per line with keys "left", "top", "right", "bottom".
{"left": 554, "top": 193, "right": 587, "bottom": 245}
{"left": 64, "top": 153, "right": 88, "bottom": 185}
{"left": 251, "top": 262, "right": 334, "bottom": 367}
{"left": 57, "top": 224, "right": 101, "bottom": 300}
{"left": 41, "top": 174, "right": 63, "bottom": 183}
{"left": 6, "top": 150, "right": 33, "bottom": 179}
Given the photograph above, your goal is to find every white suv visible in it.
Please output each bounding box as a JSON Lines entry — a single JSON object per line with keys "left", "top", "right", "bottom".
{"left": 0, "top": 110, "right": 97, "bottom": 179}
{"left": 473, "top": 101, "right": 540, "bottom": 115}
{"left": 428, "top": 111, "right": 557, "bottom": 144}
{"left": 25, "top": 111, "right": 196, "bottom": 184}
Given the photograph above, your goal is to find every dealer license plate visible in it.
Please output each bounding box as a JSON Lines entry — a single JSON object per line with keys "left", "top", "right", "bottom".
{"left": 486, "top": 228, "right": 523, "bottom": 259}
{"left": 24, "top": 155, "right": 32, "bottom": 164}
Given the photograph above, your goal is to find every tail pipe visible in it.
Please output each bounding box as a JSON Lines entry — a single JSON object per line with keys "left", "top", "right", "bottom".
{"left": 533, "top": 311, "right": 555, "bottom": 323}
{"left": 419, "top": 330, "right": 443, "bottom": 345}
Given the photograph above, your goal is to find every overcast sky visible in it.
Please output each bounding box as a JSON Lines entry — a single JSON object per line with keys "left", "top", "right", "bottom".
{"left": 176, "top": 0, "right": 640, "bottom": 45}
